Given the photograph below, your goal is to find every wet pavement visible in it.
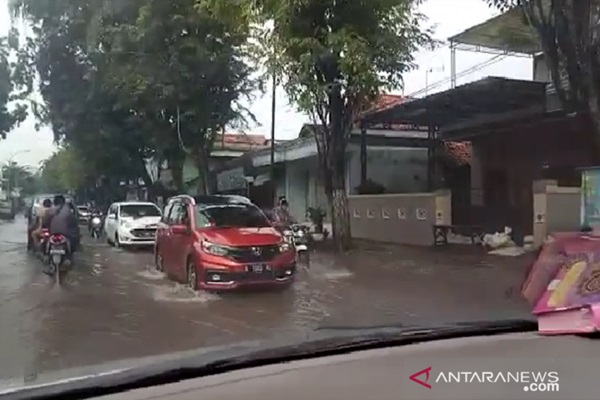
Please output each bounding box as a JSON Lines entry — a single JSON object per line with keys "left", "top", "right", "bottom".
{"left": 0, "top": 216, "right": 531, "bottom": 387}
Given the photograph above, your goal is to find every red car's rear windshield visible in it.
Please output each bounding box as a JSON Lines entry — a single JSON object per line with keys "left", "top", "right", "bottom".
{"left": 195, "top": 203, "right": 270, "bottom": 228}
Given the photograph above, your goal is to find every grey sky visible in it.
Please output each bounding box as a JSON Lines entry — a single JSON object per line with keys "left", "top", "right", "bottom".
{"left": 0, "top": 0, "right": 531, "bottom": 168}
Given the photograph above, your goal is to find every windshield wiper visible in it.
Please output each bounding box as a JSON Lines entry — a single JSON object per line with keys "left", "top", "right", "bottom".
{"left": 8, "top": 319, "right": 538, "bottom": 400}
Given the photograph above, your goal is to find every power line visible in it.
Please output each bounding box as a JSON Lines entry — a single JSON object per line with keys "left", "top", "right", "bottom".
{"left": 407, "top": 54, "right": 507, "bottom": 98}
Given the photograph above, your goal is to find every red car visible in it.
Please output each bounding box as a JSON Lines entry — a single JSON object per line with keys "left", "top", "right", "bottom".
{"left": 154, "top": 195, "right": 296, "bottom": 291}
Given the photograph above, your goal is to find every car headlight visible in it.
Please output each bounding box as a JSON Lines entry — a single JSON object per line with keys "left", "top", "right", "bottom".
{"left": 201, "top": 241, "right": 230, "bottom": 256}
{"left": 120, "top": 220, "right": 132, "bottom": 229}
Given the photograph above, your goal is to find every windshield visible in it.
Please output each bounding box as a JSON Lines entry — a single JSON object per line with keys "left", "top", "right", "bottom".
{"left": 195, "top": 203, "right": 271, "bottom": 228}
{"left": 1, "top": 0, "right": 572, "bottom": 395}
{"left": 120, "top": 204, "right": 161, "bottom": 218}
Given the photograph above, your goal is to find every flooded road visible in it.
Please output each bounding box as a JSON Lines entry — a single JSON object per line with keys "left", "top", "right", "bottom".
{"left": 0, "top": 216, "right": 530, "bottom": 387}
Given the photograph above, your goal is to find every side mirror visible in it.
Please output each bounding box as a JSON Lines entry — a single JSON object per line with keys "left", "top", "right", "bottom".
{"left": 171, "top": 224, "right": 191, "bottom": 235}
{"left": 107, "top": 213, "right": 116, "bottom": 219}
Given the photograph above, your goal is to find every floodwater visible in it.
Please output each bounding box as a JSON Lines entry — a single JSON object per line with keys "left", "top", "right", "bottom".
{"left": 0, "top": 216, "right": 530, "bottom": 388}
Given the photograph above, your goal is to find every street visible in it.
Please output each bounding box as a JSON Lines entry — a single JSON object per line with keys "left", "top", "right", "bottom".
{"left": 0, "top": 216, "right": 531, "bottom": 387}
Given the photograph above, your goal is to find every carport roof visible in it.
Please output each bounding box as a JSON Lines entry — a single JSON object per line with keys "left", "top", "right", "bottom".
{"left": 359, "top": 77, "right": 547, "bottom": 129}
{"left": 448, "top": 6, "right": 542, "bottom": 54}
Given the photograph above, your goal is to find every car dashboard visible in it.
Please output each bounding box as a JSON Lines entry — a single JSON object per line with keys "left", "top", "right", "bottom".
{"left": 64, "top": 332, "right": 595, "bottom": 400}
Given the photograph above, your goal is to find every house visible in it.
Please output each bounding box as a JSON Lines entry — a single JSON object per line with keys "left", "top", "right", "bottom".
{"left": 214, "top": 94, "right": 471, "bottom": 223}
{"left": 157, "top": 133, "right": 272, "bottom": 195}
{"left": 360, "top": 8, "right": 594, "bottom": 244}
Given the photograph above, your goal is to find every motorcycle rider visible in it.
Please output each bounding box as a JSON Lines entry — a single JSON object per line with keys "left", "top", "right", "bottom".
{"left": 272, "top": 196, "right": 295, "bottom": 232}
{"left": 48, "top": 194, "right": 80, "bottom": 256}
{"left": 88, "top": 202, "right": 104, "bottom": 235}
{"left": 30, "top": 198, "right": 53, "bottom": 251}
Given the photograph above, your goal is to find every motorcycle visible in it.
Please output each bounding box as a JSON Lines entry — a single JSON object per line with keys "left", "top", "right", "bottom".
{"left": 36, "top": 229, "right": 51, "bottom": 264}
{"left": 89, "top": 214, "right": 103, "bottom": 239}
{"left": 47, "top": 233, "right": 71, "bottom": 282}
{"left": 283, "top": 224, "right": 310, "bottom": 267}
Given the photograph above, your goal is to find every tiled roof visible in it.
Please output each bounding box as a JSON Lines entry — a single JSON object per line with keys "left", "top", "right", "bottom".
{"left": 359, "top": 94, "right": 410, "bottom": 118}
{"left": 213, "top": 134, "right": 270, "bottom": 151}
{"left": 216, "top": 134, "right": 269, "bottom": 146}
{"left": 443, "top": 141, "right": 472, "bottom": 166}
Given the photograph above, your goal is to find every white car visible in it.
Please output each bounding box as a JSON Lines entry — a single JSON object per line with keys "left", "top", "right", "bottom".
{"left": 104, "top": 201, "right": 162, "bottom": 247}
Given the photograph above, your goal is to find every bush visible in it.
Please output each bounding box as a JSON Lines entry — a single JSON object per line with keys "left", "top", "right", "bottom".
{"left": 355, "top": 179, "right": 385, "bottom": 194}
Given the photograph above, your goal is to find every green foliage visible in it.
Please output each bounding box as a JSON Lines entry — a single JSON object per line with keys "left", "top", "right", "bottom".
{"left": 1, "top": 161, "right": 36, "bottom": 194}
{"left": 10, "top": 0, "right": 259, "bottom": 195}
{"left": 39, "top": 146, "right": 89, "bottom": 192}
{"left": 0, "top": 36, "right": 27, "bottom": 139}
{"left": 252, "top": 0, "right": 436, "bottom": 114}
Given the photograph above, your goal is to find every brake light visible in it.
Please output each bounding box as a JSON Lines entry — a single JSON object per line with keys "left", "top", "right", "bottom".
{"left": 51, "top": 234, "right": 65, "bottom": 242}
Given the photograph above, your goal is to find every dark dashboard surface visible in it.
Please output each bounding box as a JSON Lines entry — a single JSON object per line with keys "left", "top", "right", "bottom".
{"left": 92, "top": 332, "right": 596, "bottom": 400}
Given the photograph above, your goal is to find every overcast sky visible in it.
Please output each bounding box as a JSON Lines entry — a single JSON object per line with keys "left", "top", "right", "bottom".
{"left": 0, "top": 0, "right": 531, "bottom": 168}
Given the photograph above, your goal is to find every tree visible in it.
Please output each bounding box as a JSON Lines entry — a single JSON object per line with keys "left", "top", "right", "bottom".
{"left": 0, "top": 36, "right": 27, "bottom": 139}
{"left": 39, "top": 146, "right": 88, "bottom": 193}
{"left": 251, "top": 0, "right": 435, "bottom": 250}
{"left": 109, "top": 0, "right": 258, "bottom": 194}
{"left": 1, "top": 161, "right": 34, "bottom": 194}
{"left": 11, "top": 0, "right": 258, "bottom": 197}
{"left": 485, "top": 0, "right": 600, "bottom": 156}
{"left": 9, "top": 0, "right": 157, "bottom": 194}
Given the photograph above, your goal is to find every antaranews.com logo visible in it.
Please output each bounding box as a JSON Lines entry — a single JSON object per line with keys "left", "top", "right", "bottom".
{"left": 410, "top": 367, "right": 559, "bottom": 392}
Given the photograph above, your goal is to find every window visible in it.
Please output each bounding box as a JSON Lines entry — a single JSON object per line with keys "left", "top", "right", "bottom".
{"left": 168, "top": 202, "right": 190, "bottom": 226}
{"left": 162, "top": 203, "right": 173, "bottom": 223}
{"left": 195, "top": 203, "right": 270, "bottom": 228}
{"left": 119, "top": 204, "right": 161, "bottom": 219}
{"left": 167, "top": 202, "right": 182, "bottom": 225}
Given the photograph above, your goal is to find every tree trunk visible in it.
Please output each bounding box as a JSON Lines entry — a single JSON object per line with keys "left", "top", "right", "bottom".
{"left": 169, "top": 158, "right": 184, "bottom": 192}
{"left": 193, "top": 147, "right": 213, "bottom": 195}
{"left": 328, "top": 163, "right": 352, "bottom": 251}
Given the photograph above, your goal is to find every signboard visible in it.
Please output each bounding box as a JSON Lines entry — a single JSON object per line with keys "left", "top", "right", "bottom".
{"left": 581, "top": 168, "right": 600, "bottom": 229}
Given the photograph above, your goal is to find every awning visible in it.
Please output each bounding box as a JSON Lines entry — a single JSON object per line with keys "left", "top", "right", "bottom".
{"left": 449, "top": 6, "right": 542, "bottom": 54}
{"left": 360, "top": 77, "right": 548, "bottom": 133}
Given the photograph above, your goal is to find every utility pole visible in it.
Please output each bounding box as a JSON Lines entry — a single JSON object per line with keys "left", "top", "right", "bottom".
{"left": 424, "top": 65, "right": 445, "bottom": 97}
{"left": 270, "top": 73, "right": 276, "bottom": 204}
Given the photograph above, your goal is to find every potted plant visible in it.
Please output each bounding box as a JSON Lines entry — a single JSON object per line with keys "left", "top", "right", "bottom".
{"left": 307, "top": 206, "right": 326, "bottom": 240}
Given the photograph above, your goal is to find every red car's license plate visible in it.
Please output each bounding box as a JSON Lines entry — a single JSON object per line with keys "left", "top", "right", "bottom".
{"left": 247, "top": 264, "right": 271, "bottom": 273}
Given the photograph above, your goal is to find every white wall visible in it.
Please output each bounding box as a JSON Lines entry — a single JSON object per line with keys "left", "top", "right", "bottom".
{"left": 283, "top": 147, "right": 427, "bottom": 221}
{"left": 347, "top": 145, "right": 428, "bottom": 194}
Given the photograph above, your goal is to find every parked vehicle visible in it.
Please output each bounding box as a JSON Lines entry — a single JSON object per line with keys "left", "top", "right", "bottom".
{"left": 104, "top": 201, "right": 162, "bottom": 248}
{"left": 154, "top": 195, "right": 296, "bottom": 291}
{"left": 0, "top": 182, "right": 15, "bottom": 220}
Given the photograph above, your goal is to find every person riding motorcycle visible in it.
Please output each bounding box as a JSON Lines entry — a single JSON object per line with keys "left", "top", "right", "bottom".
{"left": 87, "top": 204, "right": 104, "bottom": 235}
{"left": 30, "top": 198, "right": 53, "bottom": 251}
{"left": 272, "top": 197, "right": 295, "bottom": 232}
{"left": 48, "top": 195, "right": 80, "bottom": 256}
